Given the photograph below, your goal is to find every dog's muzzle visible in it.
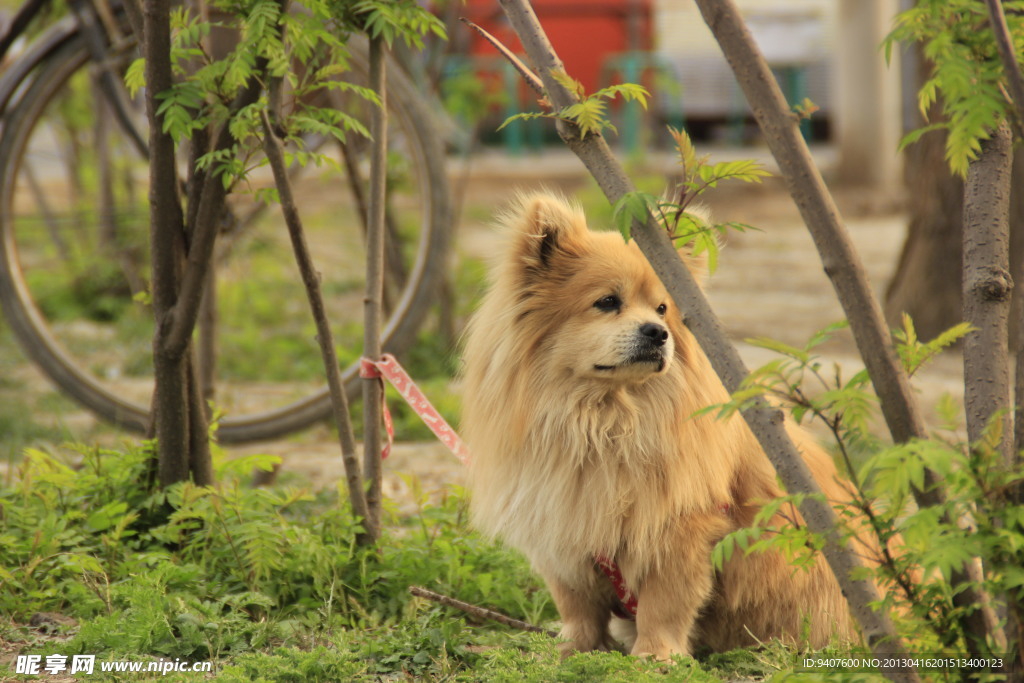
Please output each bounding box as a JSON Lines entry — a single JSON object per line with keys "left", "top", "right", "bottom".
{"left": 628, "top": 323, "right": 669, "bottom": 369}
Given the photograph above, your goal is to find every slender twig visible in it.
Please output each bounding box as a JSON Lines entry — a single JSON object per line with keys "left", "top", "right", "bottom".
{"left": 409, "top": 586, "right": 557, "bottom": 637}
{"left": 362, "top": 36, "right": 387, "bottom": 543}
{"left": 983, "top": 0, "right": 1024, "bottom": 139}
{"left": 460, "top": 19, "right": 545, "bottom": 97}
{"left": 259, "top": 90, "right": 370, "bottom": 539}
{"left": 119, "top": 0, "right": 145, "bottom": 45}
{"left": 491, "top": 2, "right": 917, "bottom": 678}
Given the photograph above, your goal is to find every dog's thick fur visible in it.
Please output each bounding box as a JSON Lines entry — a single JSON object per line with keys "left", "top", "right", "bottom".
{"left": 462, "top": 193, "right": 862, "bottom": 659}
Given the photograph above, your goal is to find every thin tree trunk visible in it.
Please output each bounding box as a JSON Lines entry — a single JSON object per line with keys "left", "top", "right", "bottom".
{"left": 886, "top": 49, "right": 1024, "bottom": 348}
{"left": 692, "top": 0, "right": 1005, "bottom": 656}
{"left": 965, "top": 120, "right": 1022, "bottom": 675}
{"left": 259, "top": 88, "right": 370, "bottom": 541}
{"left": 162, "top": 80, "right": 260, "bottom": 359}
{"left": 963, "top": 122, "right": 1014, "bottom": 464}
{"left": 142, "top": 0, "right": 263, "bottom": 487}
{"left": 362, "top": 36, "right": 387, "bottom": 542}
{"left": 143, "top": 0, "right": 196, "bottom": 487}
{"left": 338, "top": 142, "right": 406, "bottom": 312}
{"left": 186, "top": 354, "right": 214, "bottom": 484}
{"left": 1007, "top": 192, "right": 1024, "bottom": 683}
{"left": 495, "top": 1, "right": 917, "bottom": 678}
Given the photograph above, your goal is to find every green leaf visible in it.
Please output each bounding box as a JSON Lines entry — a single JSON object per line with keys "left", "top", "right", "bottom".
{"left": 124, "top": 58, "right": 147, "bottom": 98}
{"left": 668, "top": 125, "right": 698, "bottom": 180}
{"left": 561, "top": 98, "right": 610, "bottom": 138}
{"left": 86, "top": 502, "right": 129, "bottom": 532}
{"left": 611, "top": 191, "right": 660, "bottom": 242}
{"left": 898, "top": 122, "right": 947, "bottom": 151}
{"left": 806, "top": 320, "right": 849, "bottom": 350}
{"left": 793, "top": 97, "right": 819, "bottom": 120}
{"left": 895, "top": 316, "right": 974, "bottom": 376}
{"left": 696, "top": 159, "right": 771, "bottom": 188}
{"left": 689, "top": 225, "right": 719, "bottom": 274}
{"left": 550, "top": 69, "right": 585, "bottom": 100}
{"left": 594, "top": 83, "right": 650, "bottom": 110}
{"left": 744, "top": 337, "right": 811, "bottom": 364}
{"left": 497, "top": 112, "right": 551, "bottom": 132}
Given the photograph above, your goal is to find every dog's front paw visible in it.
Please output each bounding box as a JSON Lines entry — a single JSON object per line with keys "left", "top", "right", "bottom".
{"left": 557, "top": 640, "right": 582, "bottom": 660}
{"left": 557, "top": 628, "right": 622, "bottom": 659}
{"left": 630, "top": 638, "right": 689, "bottom": 662}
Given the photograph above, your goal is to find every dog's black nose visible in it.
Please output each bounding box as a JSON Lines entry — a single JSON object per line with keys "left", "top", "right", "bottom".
{"left": 640, "top": 323, "right": 669, "bottom": 346}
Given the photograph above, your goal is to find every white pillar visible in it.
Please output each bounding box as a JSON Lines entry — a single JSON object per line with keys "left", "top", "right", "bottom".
{"left": 835, "top": 0, "right": 903, "bottom": 187}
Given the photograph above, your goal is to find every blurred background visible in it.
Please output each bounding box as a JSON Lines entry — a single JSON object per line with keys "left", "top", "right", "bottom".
{"left": 0, "top": 0, "right": 986, "bottom": 504}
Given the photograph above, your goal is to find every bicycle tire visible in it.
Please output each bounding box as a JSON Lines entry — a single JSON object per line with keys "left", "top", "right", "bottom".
{"left": 0, "top": 27, "right": 451, "bottom": 443}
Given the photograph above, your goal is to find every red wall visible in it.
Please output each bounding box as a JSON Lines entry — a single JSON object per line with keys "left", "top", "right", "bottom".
{"left": 462, "top": 0, "right": 652, "bottom": 94}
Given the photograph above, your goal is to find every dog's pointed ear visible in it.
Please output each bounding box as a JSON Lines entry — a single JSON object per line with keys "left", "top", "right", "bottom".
{"left": 511, "top": 194, "right": 585, "bottom": 273}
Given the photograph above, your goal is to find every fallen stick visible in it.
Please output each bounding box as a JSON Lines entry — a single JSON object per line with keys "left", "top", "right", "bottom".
{"left": 409, "top": 586, "right": 557, "bottom": 638}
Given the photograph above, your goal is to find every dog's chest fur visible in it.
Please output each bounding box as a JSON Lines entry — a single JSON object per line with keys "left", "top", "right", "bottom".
{"left": 471, "top": 366, "right": 740, "bottom": 584}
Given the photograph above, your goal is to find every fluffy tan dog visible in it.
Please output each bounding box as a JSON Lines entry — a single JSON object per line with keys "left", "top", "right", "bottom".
{"left": 462, "top": 193, "right": 862, "bottom": 659}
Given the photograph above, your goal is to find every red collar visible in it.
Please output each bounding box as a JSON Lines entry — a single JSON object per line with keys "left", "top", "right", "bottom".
{"left": 594, "top": 554, "right": 638, "bottom": 620}
{"left": 593, "top": 503, "right": 733, "bottom": 621}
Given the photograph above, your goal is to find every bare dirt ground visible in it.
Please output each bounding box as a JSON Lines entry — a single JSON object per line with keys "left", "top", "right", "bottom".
{"left": 2, "top": 147, "right": 966, "bottom": 510}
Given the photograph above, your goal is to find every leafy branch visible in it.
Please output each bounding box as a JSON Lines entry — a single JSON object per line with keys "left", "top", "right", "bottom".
{"left": 127, "top": 0, "right": 438, "bottom": 191}
{"left": 349, "top": 0, "right": 446, "bottom": 48}
{"left": 499, "top": 70, "right": 649, "bottom": 139}
{"left": 893, "top": 313, "right": 974, "bottom": 378}
{"left": 611, "top": 127, "right": 768, "bottom": 274}
{"left": 886, "top": 0, "right": 1024, "bottom": 176}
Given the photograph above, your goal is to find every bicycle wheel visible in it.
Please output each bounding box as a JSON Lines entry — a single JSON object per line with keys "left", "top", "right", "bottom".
{"left": 0, "top": 28, "right": 451, "bottom": 443}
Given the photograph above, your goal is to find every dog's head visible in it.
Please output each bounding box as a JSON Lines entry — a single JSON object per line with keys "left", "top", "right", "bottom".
{"left": 498, "top": 193, "right": 703, "bottom": 385}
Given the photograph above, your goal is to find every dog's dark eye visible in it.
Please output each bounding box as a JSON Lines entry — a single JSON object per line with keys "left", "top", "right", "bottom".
{"left": 656, "top": 303, "right": 667, "bottom": 316}
{"left": 594, "top": 295, "right": 621, "bottom": 312}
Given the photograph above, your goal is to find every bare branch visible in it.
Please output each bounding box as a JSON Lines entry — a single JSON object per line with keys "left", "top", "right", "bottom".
{"left": 983, "top": 0, "right": 1024, "bottom": 138}
{"left": 460, "top": 18, "right": 545, "bottom": 97}
{"left": 259, "top": 91, "right": 370, "bottom": 538}
{"left": 409, "top": 586, "right": 557, "bottom": 637}
{"left": 362, "top": 36, "right": 387, "bottom": 542}
{"left": 694, "top": 0, "right": 925, "bottom": 447}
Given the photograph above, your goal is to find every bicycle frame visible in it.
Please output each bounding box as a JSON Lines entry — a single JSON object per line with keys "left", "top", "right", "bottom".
{"left": 1, "top": 0, "right": 140, "bottom": 150}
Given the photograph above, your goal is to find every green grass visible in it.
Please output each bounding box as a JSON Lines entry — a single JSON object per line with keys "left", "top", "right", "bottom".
{"left": 0, "top": 441, "right": 874, "bottom": 682}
